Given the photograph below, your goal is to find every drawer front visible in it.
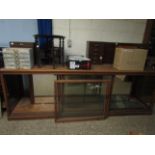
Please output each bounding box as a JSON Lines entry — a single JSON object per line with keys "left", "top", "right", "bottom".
{"left": 91, "top": 55, "right": 103, "bottom": 64}
{"left": 88, "top": 42, "right": 104, "bottom": 64}
{"left": 103, "top": 43, "right": 115, "bottom": 64}
{"left": 89, "top": 42, "right": 104, "bottom": 54}
{"left": 89, "top": 42, "right": 103, "bottom": 47}
{"left": 87, "top": 42, "right": 115, "bottom": 64}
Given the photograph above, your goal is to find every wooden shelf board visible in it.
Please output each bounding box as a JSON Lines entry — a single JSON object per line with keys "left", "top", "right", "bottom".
{"left": 55, "top": 115, "right": 105, "bottom": 123}
{"left": 109, "top": 108, "right": 152, "bottom": 116}
{"left": 9, "top": 97, "right": 55, "bottom": 119}
{"left": 1, "top": 65, "right": 155, "bottom": 76}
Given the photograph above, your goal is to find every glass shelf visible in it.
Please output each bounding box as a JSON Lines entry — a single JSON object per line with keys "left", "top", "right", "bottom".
{"left": 109, "top": 76, "right": 155, "bottom": 115}
{"left": 110, "top": 95, "right": 146, "bottom": 109}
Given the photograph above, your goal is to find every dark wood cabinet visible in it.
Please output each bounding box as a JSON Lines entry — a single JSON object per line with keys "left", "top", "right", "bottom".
{"left": 34, "top": 35, "right": 65, "bottom": 68}
{"left": 87, "top": 41, "right": 115, "bottom": 64}
{"left": 87, "top": 41, "right": 148, "bottom": 65}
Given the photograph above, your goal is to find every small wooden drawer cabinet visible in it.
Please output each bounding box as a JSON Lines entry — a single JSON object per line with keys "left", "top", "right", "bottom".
{"left": 87, "top": 41, "right": 115, "bottom": 64}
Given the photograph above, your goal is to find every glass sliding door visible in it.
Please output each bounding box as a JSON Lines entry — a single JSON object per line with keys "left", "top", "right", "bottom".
{"left": 55, "top": 79, "right": 111, "bottom": 122}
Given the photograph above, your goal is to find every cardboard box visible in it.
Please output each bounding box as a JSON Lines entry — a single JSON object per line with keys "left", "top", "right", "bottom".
{"left": 112, "top": 77, "right": 132, "bottom": 95}
{"left": 113, "top": 48, "right": 148, "bottom": 71}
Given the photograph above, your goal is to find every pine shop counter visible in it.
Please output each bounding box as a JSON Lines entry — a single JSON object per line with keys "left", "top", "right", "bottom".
{"left": 0, "top": 65, "right": 155, "bottom": 122}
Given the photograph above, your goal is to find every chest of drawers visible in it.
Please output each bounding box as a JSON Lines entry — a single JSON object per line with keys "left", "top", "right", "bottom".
{"left": 87, "top": 41, "right": 115, "bottom": 64}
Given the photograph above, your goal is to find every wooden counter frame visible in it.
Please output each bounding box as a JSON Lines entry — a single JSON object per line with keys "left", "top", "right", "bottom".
{"left": 0, "top": 65, "right": 155, "bottom": 121}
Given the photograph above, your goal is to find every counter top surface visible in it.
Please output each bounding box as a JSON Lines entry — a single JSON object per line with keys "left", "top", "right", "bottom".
{"left": 0, "top": 65, "right": 155, "bottom": 75}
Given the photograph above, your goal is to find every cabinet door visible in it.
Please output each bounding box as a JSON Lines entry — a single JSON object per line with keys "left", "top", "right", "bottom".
{"left": 103, "top": 43, "right": 115, "bottom": 64}
{"left": 55, "top": 79, "right": 111, "bottom": 122}
{"left": 87, "top": 41, "right": 115, "bottom": 64}
{"left": 88, "top": 42, "right": 104, "bottom": 64}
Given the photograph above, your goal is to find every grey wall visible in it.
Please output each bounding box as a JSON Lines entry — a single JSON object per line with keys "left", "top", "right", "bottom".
{"left": 0, "top": 19, "right": 37, "bottom": 47}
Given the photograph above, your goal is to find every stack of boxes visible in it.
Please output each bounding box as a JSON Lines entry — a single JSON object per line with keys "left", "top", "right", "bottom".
{"left": 2, "top": 48, "right": 34, "bottom": 69}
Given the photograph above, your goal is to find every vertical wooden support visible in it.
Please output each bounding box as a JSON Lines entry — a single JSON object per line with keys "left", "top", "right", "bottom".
{"left": 54, "top": 80, "right": 58, "bottom": 121}
{"left": 52, "top": 46, "right": 56, "bottom": 69}
{"left": 55, "top": 81, "right": 63, "bottom": 122}
{"left": 59, "top": 37, "right": 61, "bottom": 64}
{"left": 62, "top": 38, "right": 64, "bottom": 65}
{"left": 28, "top": 74, "right": 34, "bottom": 104}
{"left": 104, "top": 75, "right": 115, "bottom": 118}
{"left": 0, "top": 74, "right": 10, "bottom": 116}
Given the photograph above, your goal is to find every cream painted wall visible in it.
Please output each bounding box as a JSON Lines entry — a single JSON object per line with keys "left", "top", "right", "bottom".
{"left": 33, "top": 74, "right": 56, "bottom": 96}
{"left": 34, "top": 19, "right": 147, "bottom": 96}
{"left": 53, "top": 19, "right": 146, "bottom": 57}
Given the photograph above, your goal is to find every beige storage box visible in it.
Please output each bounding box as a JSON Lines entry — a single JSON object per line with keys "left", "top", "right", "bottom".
{"left": 112, "top": 77, "right": 132, "bottom": 95}
{"left": 113, "top": 47, "right": 148, "bottom": 71}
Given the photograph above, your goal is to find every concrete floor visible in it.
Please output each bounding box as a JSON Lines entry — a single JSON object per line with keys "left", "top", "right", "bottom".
{"left": 0, "top": 110, "right": 155, "bottom": 135}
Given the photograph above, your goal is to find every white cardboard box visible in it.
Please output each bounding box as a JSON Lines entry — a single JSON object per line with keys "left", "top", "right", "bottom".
{"left": 2, "top": 48, "right": 34, "bottom": 69}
